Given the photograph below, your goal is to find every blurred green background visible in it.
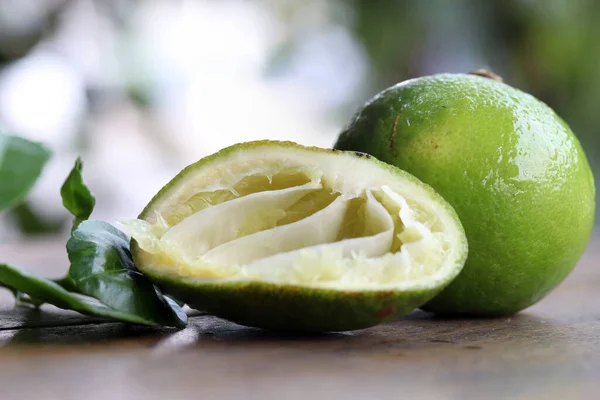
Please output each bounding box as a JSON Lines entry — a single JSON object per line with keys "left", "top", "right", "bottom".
{"left": 0, "top": 0, "right": 598, "bottom": 241}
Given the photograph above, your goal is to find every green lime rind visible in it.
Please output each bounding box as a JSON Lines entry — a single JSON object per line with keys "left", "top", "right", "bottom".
{"left": 141, "top": 268, "right": 443, "bottom": 332}
{"left": 335, "top": 73, "right": 595, "bottom": 316}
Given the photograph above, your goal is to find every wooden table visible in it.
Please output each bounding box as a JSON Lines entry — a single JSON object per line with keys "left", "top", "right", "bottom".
{"left": 1, "top": 234, "right": 598, "bottom": 399}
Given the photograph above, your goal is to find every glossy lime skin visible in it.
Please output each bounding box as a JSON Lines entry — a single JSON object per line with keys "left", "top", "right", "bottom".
{"left": 335, "top": 73, "right": 596, "bottom": 315}
{"left": 140, "top": 268, "right": 440, "bottom": 332}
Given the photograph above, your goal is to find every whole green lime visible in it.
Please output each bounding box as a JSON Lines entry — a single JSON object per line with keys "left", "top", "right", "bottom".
{"left": 335, "top": 73, "right": 595, "bottom": 316}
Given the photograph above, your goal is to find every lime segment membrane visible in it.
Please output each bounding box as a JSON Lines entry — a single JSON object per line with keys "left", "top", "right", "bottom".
{"left": 123, "top": 141, "right": 467, "bottom": 292}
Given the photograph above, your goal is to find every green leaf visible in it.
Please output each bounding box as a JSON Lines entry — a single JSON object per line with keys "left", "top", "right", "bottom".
{"left": 0, "top": 133, "right": 51, "bottom": 211}
{"left": 0, "top": 222, "right": 187, "bottom": 327}
{"left": 15, "top": 291, "right": 45, "bottom": 308}
{"left": 0, "top": 282, "right": 43, "bottom": 307}
{"left": 60, "top": 157, "right": 95, "bottom": 230}
{"left": 0, "top": 263, "right": 167, "bottom": 324}
{"left": 66, "top": 220, "right": 187, "bottom": 328}
{"left": 53, "top": 276, "right": 80, "bottom": 293}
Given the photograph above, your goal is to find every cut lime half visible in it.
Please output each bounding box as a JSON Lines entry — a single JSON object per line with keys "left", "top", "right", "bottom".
{"left": 123, "top": 141, "right": 467, "bottom": 331}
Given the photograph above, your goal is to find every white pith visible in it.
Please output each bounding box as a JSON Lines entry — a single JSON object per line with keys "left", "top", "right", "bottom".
{"left": 122, "top": 145, "right": 466, "bottom": 290}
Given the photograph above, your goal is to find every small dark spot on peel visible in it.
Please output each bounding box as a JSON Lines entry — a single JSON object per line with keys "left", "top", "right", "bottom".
{"left": 376, "top": 306, "right": 398, "bottom": 319}
{"left": 354, "top": 151, "right": 372, "bottom": 159}
{"left": 434, "top": 145, "right": 439, "bottom": 149}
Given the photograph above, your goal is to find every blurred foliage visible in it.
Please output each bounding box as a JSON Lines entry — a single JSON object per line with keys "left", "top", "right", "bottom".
{"left": 349, "top": 0, "right": 599, "bottom": 222}
{"left": 350, "top": 0, "right": 600, "bottom": 167}
{"left": 0, "top": 0, "right": 598, "bottom": 235}
{"left": 9, "top": 201, "right": 65, "bottom": 234}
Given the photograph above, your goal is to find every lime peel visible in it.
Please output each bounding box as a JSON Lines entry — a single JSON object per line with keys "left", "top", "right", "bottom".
{"left": 335, "top": 73, "right": 595, "bottom": 315}
{"left": 125, "top": 141, "right": 468, "bottom": 331}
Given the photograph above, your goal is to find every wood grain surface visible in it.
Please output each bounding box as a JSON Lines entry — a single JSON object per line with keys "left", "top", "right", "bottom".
{"left": 0, "top": 233, "right": 598, "bottom": 400}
